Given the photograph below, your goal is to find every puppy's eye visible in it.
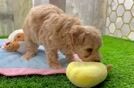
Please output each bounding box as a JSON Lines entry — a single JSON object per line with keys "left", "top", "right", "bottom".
{"left": 17, "top": 36, "right": 20, "bottom": 38}
{"left": 84, "top": 55, "right": 89, "bottom": 58}
{"left": 84, "top": 48, "right": 92, "bottom": 58}
{"left": 86, "top": 48, "right": 92, "bottom": 52}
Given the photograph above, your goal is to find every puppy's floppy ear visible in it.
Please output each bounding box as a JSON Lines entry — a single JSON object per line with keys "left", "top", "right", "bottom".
{"left": 69, "top": 25, "right": 83, "bottom": 37}
{"left": 69, "top": 25, "right": 88, "bottom": 44}
{"left": 78, "top": 32, "right": 87, "bottom": 44}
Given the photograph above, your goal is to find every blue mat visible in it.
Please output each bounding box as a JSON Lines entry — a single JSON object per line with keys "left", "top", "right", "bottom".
{"left": 0, "top": 39, "right": 67, "bottom": 76}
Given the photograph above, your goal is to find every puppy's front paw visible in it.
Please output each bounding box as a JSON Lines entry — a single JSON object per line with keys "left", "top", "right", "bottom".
{"left": 49, "top": 62, "right": 62, "bottom": 69}
{"left": 22, "top": 52, "right": 34, "bottom": 60}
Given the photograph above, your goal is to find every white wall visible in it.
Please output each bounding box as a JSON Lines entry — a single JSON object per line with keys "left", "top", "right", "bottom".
{"left": 32, "top": 0, "right": 49, "bottom": 6}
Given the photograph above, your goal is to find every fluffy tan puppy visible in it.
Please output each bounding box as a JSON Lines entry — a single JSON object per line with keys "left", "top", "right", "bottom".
{"left": 22, "top": 4, "right": 102, "bottom": 69}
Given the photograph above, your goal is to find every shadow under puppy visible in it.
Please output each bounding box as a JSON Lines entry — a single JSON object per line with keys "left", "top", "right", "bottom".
{"left": 23, "top": 4, "right": 102, "bottom": 69}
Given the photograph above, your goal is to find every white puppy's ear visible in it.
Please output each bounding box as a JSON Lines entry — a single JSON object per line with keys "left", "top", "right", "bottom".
{"left": 8, "top": 29, "right": 23, "bottom": 42}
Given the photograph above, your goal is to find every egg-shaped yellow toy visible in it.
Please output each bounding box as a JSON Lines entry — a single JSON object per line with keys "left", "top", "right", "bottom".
{"left": 66, "top": 62, "right": 108, "bottom": 88}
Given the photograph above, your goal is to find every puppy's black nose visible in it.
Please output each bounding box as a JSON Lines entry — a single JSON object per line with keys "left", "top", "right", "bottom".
{"left": 6, "top": 42, "right": 11, "bottom": 45}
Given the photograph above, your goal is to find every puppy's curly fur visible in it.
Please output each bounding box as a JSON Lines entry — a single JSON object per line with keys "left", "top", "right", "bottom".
{"left": 23, "top": 4, "right": 102, "bottom": 69}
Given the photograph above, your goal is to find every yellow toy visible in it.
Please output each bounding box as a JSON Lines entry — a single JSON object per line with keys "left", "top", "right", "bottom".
{"left": 66, "top": 54, "right": 112, "bottom": 88}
